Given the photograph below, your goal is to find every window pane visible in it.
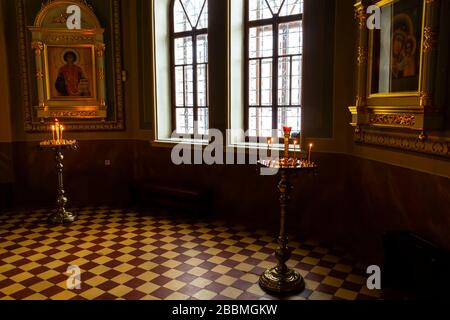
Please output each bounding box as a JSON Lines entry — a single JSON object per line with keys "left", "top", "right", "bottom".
{"left": 197, "top": 1, "right": 208, "bottom": 29}
{"left": 174, "top": 0, "right": 192, "bottom": 32}
{"left": 279, "top": 21, "right": 302, "bottom": 55}
{"left": 249, "top": 107, "right": 273, "bottom": 137}
{"left": 261, "top": 58, "right": 273, "bottom": 106}
{"left": 175, "top": 37, "right": 193, "bottom": 65}
{"left": 278, "top": 57, "right": 291, "bottom": 106}
{"left": 249, "top": 26, "right": 273, "bottom": 58}
{"left": 175, "top": 66, "right": 184, "bottom": 106}
{"left": 266, "top": 0, "right": 284, "bottom": 14}
{"left": 180, "top": 0, "right": 207, "bottom": 29}
{"left": 247, "top": 0, "right": 302, "bottom": 137}
{"left": 249, "top": 59, "right": 259, "bottom": 106}
{"left": 291, "top": 55, "right": 302, "bottom": 105}
{"left": 176, "top": 108, "right": 194, "bottom": 134}
{"left": 249, "top": 0, "right": 272, "bottom": 21}
{"left": 197, "top": 64, "right": 208, "bottom": 107}
{"left": 184, "top": 65, "right": 194, "bottom": 106}
{"left": 173, "top": 0, "right": 208, "bottom": 137}
{"left": 197, "top": 34, "right": 208, "bottom": 63}
{"left": 278, "top": 107, "right": 301, "bottom": 136}
{"left": 279, "top": 0, "right": 303, "bottom": 16}
{"left": 198, "top": 108, "right": 209, "bottom": 135}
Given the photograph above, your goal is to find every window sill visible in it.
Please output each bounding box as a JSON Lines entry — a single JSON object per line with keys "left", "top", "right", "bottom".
{"left": 151, "top": 138, "right": 306, "bottom": 155}
{"left": 151, "top": 138, "right": 209, "bottom": 149}
{"left": 229, "top": 142, "right": 307, "bottom": 155}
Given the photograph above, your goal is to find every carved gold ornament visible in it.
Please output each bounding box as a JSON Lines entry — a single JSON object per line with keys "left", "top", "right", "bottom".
{"left": 369, "top": 114, "right": 416, "bottom": 127}
{"left": 31, "top": 41, "right": 44, "bottom": 55}
{"left": 95, "top": 43, "right": 106, "bottom": 57}
{"left": 355, "top": 95, "right": 366, "bottom": 108}
{"left": 357, "top": 46, "right": 368, "bottom": 66}
{"left": 420, "top": 92, "right": 433, "bottom": 108}
{"left": 52, "top": 12, "right": 70, "bottom": 24}
{"left": 97, "top": 68, "right": 105, "bottom": 80}
{"left": 423, "top": 27, "right": 437, "bottom": 52}
{"left": 354, "top": 6, "right": 367, "bottom": 30}
{"left": 49, "top": 111, "right": 99, "bottom": 118}
{"left": 36, "top": 71, "right": 44, "bottom": 79}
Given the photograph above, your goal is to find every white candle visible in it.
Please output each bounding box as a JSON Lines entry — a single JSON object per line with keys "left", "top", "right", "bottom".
{"left": 293, "top": 140, "right": 298, "bottom": 162}
{"left": 55, "top": 124, "right": 60, "bottom": 142}
{"left": 267, "top": 138, "right": 272, "bottom": 158}
{"left": 308, "top": 143, "right": 313, "bottom": 162}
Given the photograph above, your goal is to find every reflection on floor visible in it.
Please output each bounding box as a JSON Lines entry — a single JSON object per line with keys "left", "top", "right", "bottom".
{"left": 0, "top": 207, "right": 382, "bottom": 300}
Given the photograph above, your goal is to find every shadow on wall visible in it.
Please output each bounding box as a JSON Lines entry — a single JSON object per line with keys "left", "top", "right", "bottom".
{"left": 4, "top": 139, "right": 450, "bottom": 264}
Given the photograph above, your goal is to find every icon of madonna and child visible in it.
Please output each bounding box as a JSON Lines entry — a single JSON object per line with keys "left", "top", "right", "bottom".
{"left": 390, "top": 13, "right": 419, "bottom": 80}
{"left": 51, "top": 48, "right": 93, "bottom": 98}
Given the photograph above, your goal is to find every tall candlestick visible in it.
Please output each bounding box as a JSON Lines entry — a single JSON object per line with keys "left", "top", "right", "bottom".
{"left": 60, "top": 126, "right": 64, "bottom": 142}
{"left": 51, "top": 125, "right": 55, "bottom": 142}
{"left": 308, "top": 143, "right": 313, "bottom": 163}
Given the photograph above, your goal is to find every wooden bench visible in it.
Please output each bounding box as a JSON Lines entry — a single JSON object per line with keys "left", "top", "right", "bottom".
{"left": 130, "top": 179, "right": 211, "bottom": 215}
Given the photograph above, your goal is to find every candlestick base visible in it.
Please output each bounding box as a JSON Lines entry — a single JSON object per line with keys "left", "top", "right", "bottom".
{"left": 48, "top": 209, "right": 77, "bottom": 225}
{"left": 259, "top": 266, "right": 305, "bottom": 295}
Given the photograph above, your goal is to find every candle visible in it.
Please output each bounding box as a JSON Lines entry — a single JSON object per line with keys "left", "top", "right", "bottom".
{"left": 51, "top": 125, "right": 55, "bottom": 142}
{"left": 308, "top": 143, "right": 313, "bottom": 163}
{"left": 60, "top": 126, "right": 64, "bottom": 142}
{"left": 293, "top": 140, "right": 298, "bottom": 162}
{"left": 282, "top": 127, "right": 292, "bottom": 159}
{"left": 267, "top": 137, "right": 272, "bottom": 158}
{"left": 55, "top": 124, "right": 60, "bottom": 142}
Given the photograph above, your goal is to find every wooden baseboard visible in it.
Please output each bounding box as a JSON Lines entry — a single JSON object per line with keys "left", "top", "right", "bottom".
{"left": 0, "top": 183, "right": 12, "bottom": 212}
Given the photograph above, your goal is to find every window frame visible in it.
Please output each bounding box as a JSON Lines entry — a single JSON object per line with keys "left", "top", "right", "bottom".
{"left": 169, "top": 0, "right": 209, "bottom": 137}
{"left": 244, "top": 0, "right": 303, "bottom": 140}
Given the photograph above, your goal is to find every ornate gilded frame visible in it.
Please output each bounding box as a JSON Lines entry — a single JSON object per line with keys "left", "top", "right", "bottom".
{"left": 16, "top": 0, "right": 124, "bottom": 131}
{"left": 349, "top": 0, "right": 450, "bottom": 158}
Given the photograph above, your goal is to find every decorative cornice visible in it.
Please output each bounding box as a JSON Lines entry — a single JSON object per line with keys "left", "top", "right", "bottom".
{"left": 44, "top": 35, "right": 95, "bottom": 44}
{"left": 48, "top": 110, "right": 99, "bottom": 118}
{"left": 355, "top": 130, "right": 450, "bottom": 158}
{"left": 41, "top": 0, "right": 93, "bottom": 11}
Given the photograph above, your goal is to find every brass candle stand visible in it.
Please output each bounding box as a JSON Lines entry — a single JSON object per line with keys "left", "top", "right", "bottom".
{"left": 39, "top": 139, "right": 79, "bottom": 224}
{"left": 258, "top": 140, "right": 318, "bottom": 295}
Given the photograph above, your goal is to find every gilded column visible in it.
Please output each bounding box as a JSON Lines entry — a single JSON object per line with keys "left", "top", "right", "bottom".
{"left": 354, "top": 1, "right": 369, "bottom": 125}
{"left": 95, "top": 43, "right": 107, "bottom": 116}
{"left": 32, "top": 41, "right": 45, "bottom": 111}
{"left": 420, "top": 0, "right": 440, "bottom": 113}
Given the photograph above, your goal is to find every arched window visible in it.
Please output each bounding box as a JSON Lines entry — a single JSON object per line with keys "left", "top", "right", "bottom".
{"left": 246, "top": 0, "right": 303, "bottom": 138}
{"left": 171, "top": 0, "right": 208, "bottom": 135}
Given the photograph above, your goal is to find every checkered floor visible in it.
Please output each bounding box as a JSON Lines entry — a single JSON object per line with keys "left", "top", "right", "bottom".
{"left": 0, "top": 207, "right": 382, "bottom": 300}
